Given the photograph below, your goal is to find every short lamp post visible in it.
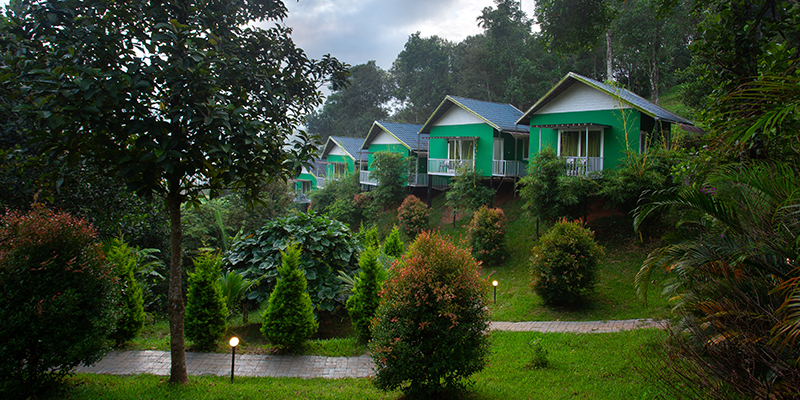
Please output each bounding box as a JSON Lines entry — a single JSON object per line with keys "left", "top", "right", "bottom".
{"left": 492, "top": 280, "right": 498, "bottom": 303}
{"left": 229, "top": 337, "right": 239, "bottom": 383}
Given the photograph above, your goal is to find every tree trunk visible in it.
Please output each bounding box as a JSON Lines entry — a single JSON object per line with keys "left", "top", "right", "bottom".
{"left": 167, "top": 182, "right": 188, "bottom": 384}
{"left": 606, "top": 30, "right": 614, "bottom": 82}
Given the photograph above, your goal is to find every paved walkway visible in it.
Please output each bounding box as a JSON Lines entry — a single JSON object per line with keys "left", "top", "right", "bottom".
{"left": 76, "top": 318, "right": 665, "bottom": 379}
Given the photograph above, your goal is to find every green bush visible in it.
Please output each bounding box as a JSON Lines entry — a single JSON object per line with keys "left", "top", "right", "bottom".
{"left": 261, "top": 244, "right": 318, "bottom": 351}
{"left": 0, "top": 205, "right": 119, "bottom": 396}
{"left": 370, "top": 231, "right": 491, "bottom": 396}
{"left": 446, "top": 169, "right": 495, "bottom": 217}
{"left": 226, "top": 212, "right": 362, "bottom": 312}
{"left": 370, "top": 151, "right": 410, "bottom": 209}
{"left": 382, "top": 226, "right": 404, "bottom": 258}
{"left": 104, "top": 238, "right": 146, "bottom": 345}
{"left": 310, "top": 173, "right": 369, "bottom": 228}
{"left": 346, "top": 246, "right": 386, "bottom": 343}
{"left": 468, "top": 206, "right": 507, "bottom": 265}
{"left": 396, "top": 195, "right": 430, "bottom": 239}
{"left": 530, "top": 221, "right": 604, "bottom": 306}
{"left": 518, "top": 147, "right": 595, "bottom": 223}
{"left": 217, "top": 270, "right": 257, "bottom": 319}
{"left": 185, "top": 252, "right": 228, "bottom": 351}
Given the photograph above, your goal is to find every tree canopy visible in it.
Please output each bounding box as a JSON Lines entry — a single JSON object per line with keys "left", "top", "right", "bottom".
{"left": 2, "top": 0, "right": 347, "bottom": 383}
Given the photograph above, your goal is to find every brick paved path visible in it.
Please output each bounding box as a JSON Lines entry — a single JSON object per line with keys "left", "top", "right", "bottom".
{"left": 76, "top": 319, "right": 664, "bottom": 379}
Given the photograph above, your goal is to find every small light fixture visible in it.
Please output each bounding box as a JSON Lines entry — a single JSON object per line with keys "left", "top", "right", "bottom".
{"left": 492, "top": 280, "right": 498, "bottom": 303}
{"left": 229, "top": 337, "right": 239, "bottom": 383}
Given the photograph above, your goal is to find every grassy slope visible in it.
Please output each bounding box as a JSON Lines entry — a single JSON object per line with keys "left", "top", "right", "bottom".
{"left": 433, "top": 189, "right": 671, "bottom": 322}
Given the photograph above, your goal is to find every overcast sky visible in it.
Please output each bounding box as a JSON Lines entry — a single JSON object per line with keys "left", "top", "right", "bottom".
{"left": 277, "top": 0, "right": 497, "bottom": 71}
{"left": 1, "top": 1, "right": 541, "bottom": 71}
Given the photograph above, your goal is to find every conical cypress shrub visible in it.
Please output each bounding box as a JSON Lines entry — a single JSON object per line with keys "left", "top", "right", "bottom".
{"left": 261, "top": 243, "right": 318, "bottom": 350}
{"left": 346, "top": 246, "right": 385, "bottom": 343}
{"left": 185, "top": 251, "right": 228, "bottom": 351}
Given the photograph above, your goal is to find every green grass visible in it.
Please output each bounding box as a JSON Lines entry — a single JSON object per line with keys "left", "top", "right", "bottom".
{"left": 434, "top": 193, "right": 671, "bottom": 322}
{"left": 64, "top": 329, "right": 672, "bottom": 399}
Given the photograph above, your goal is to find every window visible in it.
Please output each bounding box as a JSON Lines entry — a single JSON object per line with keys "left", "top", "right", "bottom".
{"left": 559, "top": 130, "right": 602, "bottom": 158}
{"left": 301, "top": 180, "right": 311, "bottom": 193}
{"left": 447, "top": 139, "right": 475, "bottom": 160}
{"left": 493, "top": 138, "right": 504, "bottom": 160}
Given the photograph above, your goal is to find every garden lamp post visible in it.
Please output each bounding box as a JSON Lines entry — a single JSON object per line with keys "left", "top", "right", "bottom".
{"left": 492, "top": 280, "right": 498, "bottom": 303}
{"left": 229, "top": 337, "right": 239, "bottom": 382}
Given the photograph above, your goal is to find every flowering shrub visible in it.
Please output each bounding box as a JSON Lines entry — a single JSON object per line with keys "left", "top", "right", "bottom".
{"left": 396, "top": 195, "right": 430, "bottom": 239}
{"left": 530, "top": 220, "right": 604, "bottom": 306}
{"left": 0, "top": 205, "right": 119, "bottom": 396}
{"left": 370, "top": 231, "right": 490, "bottom": 396}
{"left": 468, "top": 206, "right": 507, "bottom": 265}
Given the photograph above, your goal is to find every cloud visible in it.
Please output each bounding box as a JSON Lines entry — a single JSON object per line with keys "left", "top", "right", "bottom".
{"left": 269, "top": 0, "right": 493, "bottom": 70}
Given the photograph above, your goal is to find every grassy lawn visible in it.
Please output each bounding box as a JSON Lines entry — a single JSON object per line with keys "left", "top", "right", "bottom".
{"left": 434, "top": 192, "right": 671, "bottom": 322}
{"left": 65, "top": 329, "right": 671, "bottom": 399}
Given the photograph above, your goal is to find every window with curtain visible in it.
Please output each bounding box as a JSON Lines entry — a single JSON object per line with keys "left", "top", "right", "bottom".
{"left": 560, "top": 131, "right": 580, "bottom": 157}
{"left": 560, "top": 130, "right": 602, "bottom": 157}
{"left": 448, "top": 139, "right": 475, "bottom": 160}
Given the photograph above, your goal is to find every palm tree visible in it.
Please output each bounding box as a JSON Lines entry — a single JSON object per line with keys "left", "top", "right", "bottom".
{"left": 634, "top": 163, "right": 800, "bottom": 399}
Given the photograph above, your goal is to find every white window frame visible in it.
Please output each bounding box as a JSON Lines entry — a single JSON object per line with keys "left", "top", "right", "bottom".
{"left": 556, "top": 128, "right": 604, "bottom": 158}
{"left": 447, "top": 138, "right": 475, "bottom": 161}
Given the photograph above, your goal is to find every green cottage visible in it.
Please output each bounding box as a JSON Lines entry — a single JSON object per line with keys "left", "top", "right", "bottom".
{"left": 294, "top": 159, "right": 324, "bottom": 201}
{"left": 319, "top": 136, "right": 366, "bottom": 184}
{"left": 517, "top": 72, "right": 698, "bottom": 175}
{"left": 359, "top": 121, "right": 429, "bottom": 188}
{"left": 421, "top": 96, "right": 530, "bottom": 187}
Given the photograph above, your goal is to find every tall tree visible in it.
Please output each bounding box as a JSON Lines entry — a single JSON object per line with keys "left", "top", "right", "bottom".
{"left": 3, "top": 0, "right": 346, "bottom": 384}
{"left": 391, "top": 33, "right": 455, "bottom": 123}
{"left": 611, "top": 0, "right": 694, "bottom": 103}
{"left": 534, "top": 0, "right": 615, "bottom": 79}
{"left": 307, "top": 60, "right": 391, "bottom": 141}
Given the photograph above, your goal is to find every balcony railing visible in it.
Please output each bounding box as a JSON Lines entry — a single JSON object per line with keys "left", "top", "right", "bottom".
{"left": 564, "top": 157, "right": 603, "bottom": 176}
{"left": 408, "top": 173, "right": 428, "bottom": 187}
{"left": 428, "top": 158, "right": 475, "bottom": 176}
{"left": 492, "top": 160, "right": 527, "bottom": 177}
{"left": 360, "top": 170, "right": 377, "bottom": 186}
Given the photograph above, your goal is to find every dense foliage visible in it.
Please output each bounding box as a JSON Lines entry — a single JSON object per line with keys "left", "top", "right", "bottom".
{"left": 598, "top": 148, "right": 679, "bottom": 212}
{"left": 446, "top": 169, "right": 495, "bottom": 219}
{"left": 370, "top": 231, "right": 491, "bottom": 396}
{"left": 2, "top": 0, "right": 347, "bottom": 383}
{"left": 382, "top": 226, "right": 404, "bottom": 258}
{"left": 261, "top": 244, "right": 318, "bottom": 351}
{"left": 518, "top": 147, "right": 596, "bottom": 223}
{"left": 185, "top": 252, "right": 228, "bottom": 352}
{"left": 310, "top": 173, "right": 370, "bottom": 228}
{"left": 217, "top": 270, "right": 257, "bottom": 319}
{"left": 225, "top": 212, "right": 362, "bottom": 312}
{"left": 0, "top": 206, "right": 119, "bottom": 396}
{"left": 468, "top": 206, "right": 507, "bottom": 266}
{"left": 346, "top": 246, "right": 385, "bottom": 343}
{"left": 370, "top": 152, "right": 410, "bottom": 210}
{"left": 396, "top": 195, "right": 430, "bottom": 239}
{"left": 531, "top": 221, "right": 604, "bottom": 306}
{"left": 635, "top": 163, "right": 800, "bottom": 398}
{"left": 104, "top": 238, "right": 146, "bottom": 346}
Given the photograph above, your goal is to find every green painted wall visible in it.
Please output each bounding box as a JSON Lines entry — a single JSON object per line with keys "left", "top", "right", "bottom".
{"left": 295, "top": 172, "right": 317, "bottom": 191}
{"left": 367, "top": 143, "right": 409, "bottom": 169}
{"left": 428, "top": 123, "right": 495, "bottom": 177}
{"left": 325, "top": 154, "right": 355, "bottom": 177}
{"left": 526, "top": 108, "right": 645, "bottom": 170}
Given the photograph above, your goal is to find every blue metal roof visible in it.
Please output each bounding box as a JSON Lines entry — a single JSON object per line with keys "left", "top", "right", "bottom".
{"left": 362, "top": 121, "right": 427, "bottom": 152}
{"left": 421, "top": 96, "right": 530, "bottom": 134}
{"left": 323, "top": 136, "right": 366, "bottom": 161}
{"left": 517, "top": 72, "right": 694, "bottom": 126}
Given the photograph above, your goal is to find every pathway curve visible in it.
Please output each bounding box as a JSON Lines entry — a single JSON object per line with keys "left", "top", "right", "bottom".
{"left": 76, "top": 318, "right": 666, "bottom": 379}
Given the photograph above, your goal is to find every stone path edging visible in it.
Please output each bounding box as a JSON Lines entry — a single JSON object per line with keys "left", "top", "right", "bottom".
{"left": 76, "top": 319, "right": 665, "bottom": 379}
